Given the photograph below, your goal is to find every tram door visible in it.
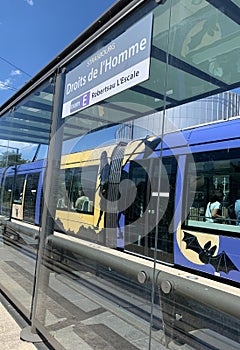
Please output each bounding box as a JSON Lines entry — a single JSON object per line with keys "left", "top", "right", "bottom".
{"left": 12, "top": 174, "right": 26, "bottom": 220}
{"left": 23, "top": 172, "right": 40, "bottom": 224}
{"left": 125, "top": 157, "right": 176, "bottom": 264}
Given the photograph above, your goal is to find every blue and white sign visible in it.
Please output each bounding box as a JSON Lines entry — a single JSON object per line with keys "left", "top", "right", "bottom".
{"left": 62, "top": 14, "right": 153, "bottom": 118}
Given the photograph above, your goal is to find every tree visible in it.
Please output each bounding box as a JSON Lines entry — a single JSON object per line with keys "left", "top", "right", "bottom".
{"left": 0, "top": 151, "right": 27, "bottom": 167}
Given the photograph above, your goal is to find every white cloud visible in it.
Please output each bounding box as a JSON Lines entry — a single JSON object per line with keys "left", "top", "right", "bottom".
{"left": 0, "top": 70, "right": 23, "bottom": 91}
{"left": 25, "top": 0, "right": 34, "bottom": 6}
{"left": 0, "top": 78, "right": 11, "bottom": 90}
{"left": 10, "top": 69, "right": 22, "bottom": 76}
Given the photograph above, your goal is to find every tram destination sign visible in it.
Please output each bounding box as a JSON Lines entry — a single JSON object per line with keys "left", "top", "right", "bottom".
{"left": 62, "top": 13, "right": 153, "bottom": 118}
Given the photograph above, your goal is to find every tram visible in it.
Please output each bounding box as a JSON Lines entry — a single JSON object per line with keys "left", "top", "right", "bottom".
{"left": 0, "top": 117, "right": 240, "bottom": 285}
{"left": 0, "top": 159, "right": 46, "bottom": 225}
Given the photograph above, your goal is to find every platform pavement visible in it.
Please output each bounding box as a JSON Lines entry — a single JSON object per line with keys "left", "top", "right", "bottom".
{"left": 0, "top": 293, "right": 51, "bottom": 350}
{"left": 0, "top": 302, "right": 37, "bottom": 349}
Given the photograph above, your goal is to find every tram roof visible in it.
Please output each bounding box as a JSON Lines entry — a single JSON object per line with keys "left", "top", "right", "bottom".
{"left": 0, "top": 0, "right": 239, "bottom": 145}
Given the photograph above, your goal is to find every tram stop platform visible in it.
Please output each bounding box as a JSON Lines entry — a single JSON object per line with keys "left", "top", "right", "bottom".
{"left": 1, "top": 289, "right": 240, "bottom": 350}
{"left": 0, "top": 292, "right": 50, "bottom": 350}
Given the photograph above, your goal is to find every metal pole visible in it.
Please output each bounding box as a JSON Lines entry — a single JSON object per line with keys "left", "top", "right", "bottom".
{"left": 20, "top": 69, "right": 65, "bottom": 342}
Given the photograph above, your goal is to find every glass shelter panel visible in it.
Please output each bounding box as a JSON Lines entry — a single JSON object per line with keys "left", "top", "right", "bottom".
{"left": 0, "top": 79, "right": 54, "bottom": 318}
{"left": 32, "top": 1, "right": 240, "bottom": 349}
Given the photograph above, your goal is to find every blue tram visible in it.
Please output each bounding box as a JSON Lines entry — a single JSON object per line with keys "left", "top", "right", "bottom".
{"left": 0, "top": 159, "right": 46, "bottom": 225}
{"left": 1, "top": 118, "right": 240, "bottom": 285}
{"left": 118, "top": 118, "right": 240, "bottom": 285}
{"left": 54, "top": 117, "right": 240, "bottom": 285}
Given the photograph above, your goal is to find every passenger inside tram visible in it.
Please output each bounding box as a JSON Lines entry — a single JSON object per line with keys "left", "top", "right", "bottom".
{"left": 74, "top": 189, "right": 89, "bottom": 212}
{"left": 185, "top": 149, "right": 240, "bottom": 232}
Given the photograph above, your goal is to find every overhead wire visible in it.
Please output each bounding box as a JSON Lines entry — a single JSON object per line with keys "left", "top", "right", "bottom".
{"left": 0, "top": 80, "right": 18, "bottom": 91}
{"left": 0, "top": 55, "right": 32, "bottom": 77}
{"left": 0, "top": 55, "right": 32, "bottom": 93}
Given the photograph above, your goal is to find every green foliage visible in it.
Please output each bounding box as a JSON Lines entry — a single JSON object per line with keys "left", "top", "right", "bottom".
{"left": 0, "top": 151, "right": 27, "bottom": 167}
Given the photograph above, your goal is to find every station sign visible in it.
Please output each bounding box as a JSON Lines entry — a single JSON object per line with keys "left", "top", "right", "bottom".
{"left": 62, "top": 13, "right": 153, "bottom": 118}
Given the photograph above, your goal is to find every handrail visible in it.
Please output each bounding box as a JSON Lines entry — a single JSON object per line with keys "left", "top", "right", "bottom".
{"left": 46, "top": 233, "right": 240, "bottom": 320}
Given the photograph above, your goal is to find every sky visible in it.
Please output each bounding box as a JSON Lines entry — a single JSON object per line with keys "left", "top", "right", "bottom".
{"left": 1, "top": 1, "right": 239, "bottom": 160}
{"left": 0, "top": 0, "right": 116, "bottom": 106}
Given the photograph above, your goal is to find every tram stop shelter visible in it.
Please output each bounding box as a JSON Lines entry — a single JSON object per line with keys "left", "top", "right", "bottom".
{"left": 0, "top": 1, "right": 239, "bottom": 349}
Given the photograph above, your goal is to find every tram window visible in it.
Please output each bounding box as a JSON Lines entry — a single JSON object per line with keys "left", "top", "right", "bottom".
{"left": 64, "top": 166, "right": 98, "bottom": 214}
{"left": 125, "top": 161, "right": 150, "bottom": 223}
{"left": 13, "top": 175, "right": 25, "bottom": 204}
{"left": 2, "top": 176, "right": 14, "bottom": 217}
{"left": 184, "top": 149, "right": 240, "bottom": 232}
{"left": 56, "top": 171, "right": 69, "bottom": 209}
{"left": 23, "top": 172, "right": 40, "bottom": 223}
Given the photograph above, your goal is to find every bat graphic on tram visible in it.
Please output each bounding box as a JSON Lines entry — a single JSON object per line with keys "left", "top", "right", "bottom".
{"left": 0, "top": 117, "right": 240, "bottom": 285}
